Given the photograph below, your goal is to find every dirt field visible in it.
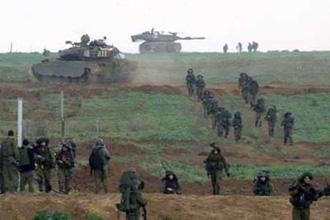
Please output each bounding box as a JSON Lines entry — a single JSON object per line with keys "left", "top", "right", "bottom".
{"left": 0, "top": 194, "right": 329, "bottom": 220}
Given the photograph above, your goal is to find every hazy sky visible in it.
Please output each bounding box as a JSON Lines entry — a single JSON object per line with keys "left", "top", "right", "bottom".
{"left": 1, "top": 0, "right": 329, "bottom": 53}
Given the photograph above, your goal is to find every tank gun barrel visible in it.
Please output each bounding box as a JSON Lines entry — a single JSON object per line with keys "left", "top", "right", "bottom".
{"left": 177, "top": 37, "right": 205, "bottom": 40}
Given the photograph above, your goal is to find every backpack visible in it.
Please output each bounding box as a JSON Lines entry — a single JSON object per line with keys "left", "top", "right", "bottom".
{"left": 89, "top": 148, "right": 104, "bottom": 171}
{"left": 117, "top": 171, "right": 139, "bottom": 212}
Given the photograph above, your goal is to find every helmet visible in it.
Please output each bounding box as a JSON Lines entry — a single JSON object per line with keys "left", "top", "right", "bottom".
{"left": 234, "top": 112, "right": 241, "bottom": 117}
{"left": 187, "top": 68, "right": 193, "bottom": 74}
{"left": 284, "top": 112, "right": 292, "bottom": 117}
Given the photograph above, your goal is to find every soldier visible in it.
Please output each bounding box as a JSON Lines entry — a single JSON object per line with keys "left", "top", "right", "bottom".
{"left": 232, "top": 112, "right": 242, "bottom": 143}
{"left": 195, "top": 74, "right": 206, "bottom": 100}
{"left": 247, "top": 43, "right": 253, "bottom": 53}
{"left": 217, "top": 108, "right": 232, "bottom": 138}
{"left": 56, "top": 142, "right": 75, "bottom": 194}
{"left": 281, "top": 112, "right": 295, "bottom": 145}
{"left": 161, "top": 170, "right": 181, "bottom": 194}
{"left": 185, "top": 68, "right": 196, "bottom": 96}
{"left": 238, "top": 72, "right": 248, "bottom": 90}
{"left": 241, "top": 76, "right": 251, "bottom": 104}
{"left": 223, "top": 44, "right": 228, "bottom": 53}
{"left": 18, "top": 139, "right": 36, "bottom": 192}
{"left": 236, "top": 42, "right": 242, "bottom": 53}
{"left": 0, "top": 130, "right": 19, "bottom": 193}
{"left": 34, "top": 138, "right": 54, "bottom": 193}
{"left": 204, "top": 143, "right": 230, "bottom": 195}
{"left": 65, "top": 138, "right": 77, "bottom": 159}
{"left": 201, "top": 90, "right": 213, "bottom": 117}
{"left": 252, "top": 41, "right": 259, "bottom": 52}
{"left": 89, "top": 138, "right": 110, "bottom": 194}
{"left": 264, "top": 106, "right": 277, "bottom": 137}
{"left": 117, "top": 168, "right": 147, "bottom": 220}
{"left": 252, "top": 98, "right": 266, "bottom": 127}
{"left": 253, "top": 171, "right": 274, "bottom": 196}
{"left": 248, "top": 79, "right": 259, "bottom": 106}
{"left": 289, "top": 173, "right": 324, "bottom": 220}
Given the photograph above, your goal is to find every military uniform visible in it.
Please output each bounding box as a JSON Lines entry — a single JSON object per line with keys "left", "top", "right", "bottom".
{"left": 18, "top": 139, "right": 35, "bottom": 192}
{"left": 204, "top": 144, "right": 229, "bottom": 195}
{"left": 185, "top": 69, "right": 196, "bottom": 96}
{"left": 195, "top": 75, "right": 205, "bottom": 100}
{"left": 253, "top": 171, "right": 274, "bottom": 196}
{"left": 264, "top": 106, "right": 277, "bottom": 137}
{"left": 56, "top": 144, "right": 74, "bottom": 193}
{"left": 238, "top": 73, "right": 248, "bottom": 90}
{"left": 216, "top": 109, "right": 232, "bottom": 138}
{"left": 232, "top": 112, "right": 242, "bottom": 142}
{"left": 201, "top": 91, "right": 213, "bottom": 118}
{"left": 89, "top": 139, "right": 110, "bottom": 194}
{"left": 162, "top": 170, "right": 181, "bottom": 194}
{"left": 248, "top": 80, "right": 259, "bottom": 106}
{"left": 117, "top": 169, "right": 147, "bottom": 220}
{"left": 289, "top": 173, "right": 323, "bottom": 220}
{"left": 253, "top": 99, "right": 266, "bottom": 127}
{"left": 281, "top": 112, "right": 294, "bottom": 145}
{"left": 34, "top": 138, "right": 54, "bottom": 192}
{"left": 0, "top": 132, "right": 19, "bottom": 193}
{"left": 240, "top": 77, "right": 251, "bottom": 104}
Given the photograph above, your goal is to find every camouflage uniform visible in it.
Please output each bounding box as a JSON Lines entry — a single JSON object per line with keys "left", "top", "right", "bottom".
{"left": 56, "top": 144, "right": 74, "bottom": 193}
{"left": 289, "top": 173, "right": 323, "bottom": 220}
{"left": 253, "top": 98, "right": 266, "bottom": 127}
{"left": 0, "top": 132, "right": 19, "bottom": 193}
{"left": 185, "top": 69, "right": 196, "bottom": 96}
{"left": 204, "top": 144, "right": 229, "bottom": 195}
{"left": 201, "top": 91, "right": 213, "bottom": 118}
{"left": 238, "top": 73, "right": 248, "bottom": 90}
{"left": 195, "top": 75, "right": 205, "bottom": 100}
{"left": 216, "top": 109, "right": 232, "bottom": 138}
{"left": 232, "top": 112, "right": 242, "bottom": 142}
{"left": 281, "top": 112, "right": 294, "bottom": 145}
{"left": 117, "top": 168, "right": 147, "bottom": 220}
{"left": 162, "top": 170, "right": 181, "bottom": 194}
{"left": 264, "top": 106, "right": 277, "bottom": 137}
{"left": 240, "top": 77, "right": 251, "bottom": 104}
{"left": 89, "top": 139, "right": 110, "bottom": 194}
{"left": 248, "top": 80, "right": 259, "bottom": 106}
{"left": 253, "top": 171, "right": 274, "bottom": 196}
{"left": 18, "top": 139, "right": 35, "bottom": 192}
{"left": 34, "top": 138, "right": 54, "bottom": 193}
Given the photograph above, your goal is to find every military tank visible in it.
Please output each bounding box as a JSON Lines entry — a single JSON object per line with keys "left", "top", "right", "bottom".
{"left": 131, "top": 29, "right": 205, "bottom": 53}
{"left": 32, "top": 34, "right": 134, "bottom": 83}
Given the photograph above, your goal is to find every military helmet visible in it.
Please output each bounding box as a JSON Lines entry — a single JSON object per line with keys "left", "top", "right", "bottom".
{"left": 299, "top": 172, "right": 313, "bottom": 182}
{"left": 240, "top": 72, "right": 247, "bottom": 77}
{"left": 284, "top": 112, "right": 292, "bottom": 117}
{"left": 257, "top": 170, "right": 269, "bottom": 178}
{"left": 234, "top": 112, "right": 241, "bottom": 117}
{"left": 96, "top": 138, "right": 104, "bottom": 146}
{"left": 197, "top": 74, "right": 203, "bottom": 78}
{"left": 187, "top": 68, "right": 193, "bottom": 74}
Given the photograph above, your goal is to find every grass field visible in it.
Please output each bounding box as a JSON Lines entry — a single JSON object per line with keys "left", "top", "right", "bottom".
{"left": 0, "top": 52, "right": 330, "bottom": 183}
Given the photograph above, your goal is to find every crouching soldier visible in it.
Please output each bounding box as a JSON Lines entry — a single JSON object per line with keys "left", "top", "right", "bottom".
{"left": 253, "top": 171, "right": 274, "bottom": 196}
{"left": 117, "top": 168, "right": 147, "bottom": 220}
{"left": 35, "top": 138, "right": 54, "bottom": 193}
{"left": 161, "top": 170, "right": 181, "bottom": 194}
{"left": 56, "top": 142, "right": 74, "bottom": 194}
{"left": 289, "top": 172, "right": 324, "bottom": 220}
{"left": 204, "top": 143, "right": 230, "bottom": 195}
{"left": 18, "top": 139, "right": 36, "bottom": 192}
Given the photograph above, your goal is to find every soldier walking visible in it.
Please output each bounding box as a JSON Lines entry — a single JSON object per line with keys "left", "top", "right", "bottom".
{"left": 195, "top": 74, "right": 206, "bottom": 101}
{"left": 248, "top": 79, "right": 259, "bottom": 106}
{"left": 232, "top": 112, "right": 243, "bottom": 142}
{"left": 264, "top": 106, "right": 277, "bottom": 137}
{"left": 185, "top": 68, "right": 196, "bottom": 96}
{"left": 252, "top": 98, "right": 266, "bottom": 127}
{"left": 216, "top": 108, "right": 232, "bottom": 138}
{"left": 204, "top": 143, "right": 230, "bottom": 195}
{"left": 281, "top": 112, "right": 295, "bottom": 145}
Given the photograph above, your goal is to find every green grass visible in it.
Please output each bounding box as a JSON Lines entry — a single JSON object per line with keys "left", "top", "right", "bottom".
{"left": 261, "top": 93, "right": 330, "bottom": 143}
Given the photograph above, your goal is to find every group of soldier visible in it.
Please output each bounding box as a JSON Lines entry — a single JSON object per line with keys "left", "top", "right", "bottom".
{"left": 223, "top": 42, "right": 259, "bottom": 53}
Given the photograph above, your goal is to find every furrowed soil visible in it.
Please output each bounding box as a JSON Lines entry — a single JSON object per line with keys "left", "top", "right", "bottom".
{"left": 0, "top": 194, "right": 330, "bottom": 220}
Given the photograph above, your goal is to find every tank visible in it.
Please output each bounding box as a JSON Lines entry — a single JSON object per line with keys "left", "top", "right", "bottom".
{"left": 32, "top": 34, "right": 135, "bottom": 83}
{"left": 131, "top": 29, "right": 205, "bottom": 53}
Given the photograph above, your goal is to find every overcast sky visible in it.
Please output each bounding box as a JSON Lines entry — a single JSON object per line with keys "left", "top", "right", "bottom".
{"left": 1, "top": 0, "right": 329, "bottom": 53}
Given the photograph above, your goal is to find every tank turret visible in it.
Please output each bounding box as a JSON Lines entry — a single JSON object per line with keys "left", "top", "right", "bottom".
{"left": 131, "top": 29, "right": 205, "bottom": 53}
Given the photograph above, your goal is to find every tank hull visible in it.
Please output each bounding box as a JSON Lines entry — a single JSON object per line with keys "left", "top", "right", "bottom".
{"left": 32, "top": 59, "right": 133, "bottom": 84}
{"left": 139, "top": 42, "right": 181, "bottom": 53}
